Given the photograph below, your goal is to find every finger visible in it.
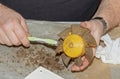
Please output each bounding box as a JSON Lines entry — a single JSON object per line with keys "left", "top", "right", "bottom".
{"left": 14, "top": 23, "right": 30, "bottom": 47}
{"left": 80, "top": 21, "right": 100, "bottom": 45}
{"left": 0, "top": 28, "right": 12, "bottom": 46}
{"left": 0, "top": 39, "right": 4, "bottom": 45}
{"left": 71, "top": 64, "right": 81, "bottom": 71}
{"left": 71, "top": 56, "right": 89, "bottom": 71}
{"left": 80, "top": 21, "right": 89, "bottom": 28}
{"left": 80, "top": 57, "right": 89, "bottom": 70}
{"left": 80, "top": 21, "right": 87, "bottom": 27}
{"left": 6, "top": 29, "right": 21, "bottom": 46}
{"left": 93, "top": 33, "right": 100, "bottom": 45}
{"left": 0, "top": 29, "right": 5, "bottom": 45}
{"left": 20, "top": 17, "right": 30, "bottom": 36}
{"left": 2, "top": 23, "right": 21, "bottom": 46}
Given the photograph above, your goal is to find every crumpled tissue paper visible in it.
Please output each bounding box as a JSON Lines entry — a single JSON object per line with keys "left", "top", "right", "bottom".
{"left": 96, "top": 34, "right": 120, "bottom": 64}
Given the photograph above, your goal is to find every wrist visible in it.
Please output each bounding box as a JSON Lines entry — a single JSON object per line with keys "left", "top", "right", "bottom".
{"left": 92, "top": 17, "right": 108, "bottom": 35}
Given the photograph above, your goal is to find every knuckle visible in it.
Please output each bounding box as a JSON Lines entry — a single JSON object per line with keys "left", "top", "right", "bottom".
{"left": 19, "top": 34, "right": 26, "bottom": 40}
{"left": 0, "top": 23, "right": 7, "bottom": 30}
{"left": 8, "top": 18, "right": 19, "bottom": 25}
{"left": 0, "top": 20, "right": 16, "bottom": 30}
{"left": 7, "top": 18, "right": 18, "bottom": 23}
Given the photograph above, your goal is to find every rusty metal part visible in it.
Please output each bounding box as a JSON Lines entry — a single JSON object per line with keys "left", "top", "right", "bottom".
{"left": 56, "top": 24, "right": 97, "bottom": 68}
{"left": 85, "top": 48, "right": 93, "bottom": 63}
{"left": 58, "top": 28, "right": 71, "bottom": 40}
{"left": 82, "top": 31, "right": 97, "bottom": 47}
{"left": 61, "top": 53, "right": 71, "bottom": 67}
{"left": 74, "top": 57, "right": 82, "bottom": 66}
{"left": 55, "top": 39, "right": 63, "bottom": 54}
{"left": 71, "top": 24, "right": 90, "bottom": 36}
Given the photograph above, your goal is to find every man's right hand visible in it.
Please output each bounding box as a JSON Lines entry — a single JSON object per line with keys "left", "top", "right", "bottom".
{"left": 0, "top": 4, "right": 30, "bottom": 47}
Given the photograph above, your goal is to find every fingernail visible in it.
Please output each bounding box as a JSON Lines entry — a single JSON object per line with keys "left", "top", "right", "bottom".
{"left": 22, "top": 37, "right": 30, "bottom": 47}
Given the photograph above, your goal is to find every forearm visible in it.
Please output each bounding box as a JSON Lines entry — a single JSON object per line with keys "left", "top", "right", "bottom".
{"left": 94, "top": 0, "right": 120, "bottom": 31}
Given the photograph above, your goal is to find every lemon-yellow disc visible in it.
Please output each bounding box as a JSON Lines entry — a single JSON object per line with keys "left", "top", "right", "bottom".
{"left": 63, "top": 34, "right": 85, "bottom": 58}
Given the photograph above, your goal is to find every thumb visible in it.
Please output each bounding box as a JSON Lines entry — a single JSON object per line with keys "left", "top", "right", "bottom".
{"left": 80, "top": 21, "right": 93, "bottom": 31}
{"left": 80, "top": 21, "right": 87, "bottom": 27}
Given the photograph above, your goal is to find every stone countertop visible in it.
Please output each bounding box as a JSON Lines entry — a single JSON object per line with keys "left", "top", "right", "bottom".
{"left": 0, "top": 20, "right": 120, "bottom": 79}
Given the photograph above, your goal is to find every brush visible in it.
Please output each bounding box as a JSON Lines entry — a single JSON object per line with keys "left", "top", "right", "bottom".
{"left": 28, "top": 37, "right": 58, "bottom": 46}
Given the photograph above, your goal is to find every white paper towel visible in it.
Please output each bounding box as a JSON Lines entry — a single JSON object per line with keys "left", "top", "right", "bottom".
{"left": 96, "top": 34, "right": 120, "bottom": 64}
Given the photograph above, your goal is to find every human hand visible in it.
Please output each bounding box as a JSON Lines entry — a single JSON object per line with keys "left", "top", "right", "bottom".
{"left": 0, "top": 4, "right": 30, "bottom": 47}
{"left": 71, "top": 20, "right": 104, "bottom": 71}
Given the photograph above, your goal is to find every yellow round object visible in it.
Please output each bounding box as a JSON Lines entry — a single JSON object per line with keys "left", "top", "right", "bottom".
{"left": 63, "top": 34, "right": 85, "bottom": 58}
